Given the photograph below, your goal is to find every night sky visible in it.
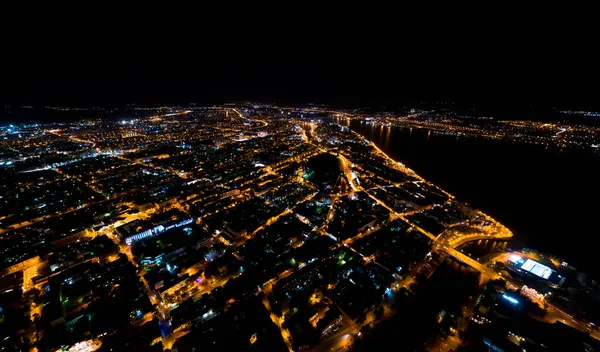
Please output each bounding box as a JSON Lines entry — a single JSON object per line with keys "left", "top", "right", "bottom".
{"left": 2, "top": 20, "right": 598, "bottom": 109}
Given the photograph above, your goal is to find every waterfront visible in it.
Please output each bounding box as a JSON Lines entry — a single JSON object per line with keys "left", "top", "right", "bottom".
{"left": 349, "top": 119, "right": 600, "bottom": 274}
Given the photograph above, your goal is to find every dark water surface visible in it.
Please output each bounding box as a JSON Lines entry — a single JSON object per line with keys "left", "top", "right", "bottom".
{"left": 348, "top": 119, "right": 600, "bottom": 274}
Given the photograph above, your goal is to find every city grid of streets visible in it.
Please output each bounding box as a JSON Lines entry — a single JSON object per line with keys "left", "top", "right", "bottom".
{"left": 0, "top": 105, "right": 593, "bottom": 351}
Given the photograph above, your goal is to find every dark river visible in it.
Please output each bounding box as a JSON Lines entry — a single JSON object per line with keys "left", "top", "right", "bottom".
{"left": 347, "top": 119, "right": 600, "bottom": 274}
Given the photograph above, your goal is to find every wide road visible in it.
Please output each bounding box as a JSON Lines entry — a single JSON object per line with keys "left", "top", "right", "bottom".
{"left": 440, "top": 245, "right": 499, "bottom": 279}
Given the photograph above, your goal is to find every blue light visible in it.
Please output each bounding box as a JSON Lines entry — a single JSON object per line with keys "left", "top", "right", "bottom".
{"left": 502, "top": 294, "right": 519, "bottom": 305}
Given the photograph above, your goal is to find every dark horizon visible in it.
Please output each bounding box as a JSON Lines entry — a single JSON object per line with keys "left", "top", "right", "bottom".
{"left": 3, "top": 9, "right": 598, "bottom": 110}
{"left": 2, "top": 47, "right": 600, "bottom": 110}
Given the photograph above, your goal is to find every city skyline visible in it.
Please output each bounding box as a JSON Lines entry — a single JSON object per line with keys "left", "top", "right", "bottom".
{"left": 2, "top": 18, "right": 600, "bottom": 349}
{"left": 1, "top": 104, "right": 599, "bottom": 351}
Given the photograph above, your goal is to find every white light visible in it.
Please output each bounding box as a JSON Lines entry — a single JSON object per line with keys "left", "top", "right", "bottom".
{"left": 508, "top": 254, "right": 522, "bottom": 263}
{"left": 502, "top": 294, "right": 519, "bottom": 304}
